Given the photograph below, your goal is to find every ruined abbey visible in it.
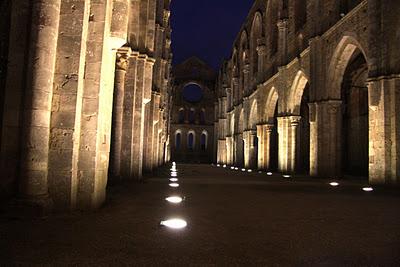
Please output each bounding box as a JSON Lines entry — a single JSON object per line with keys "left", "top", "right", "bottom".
{"left": 215, "top": 0, "right": 400, "bottom": 185}
{"left": 0, "top": 0, "right": 399, "bottom": 213}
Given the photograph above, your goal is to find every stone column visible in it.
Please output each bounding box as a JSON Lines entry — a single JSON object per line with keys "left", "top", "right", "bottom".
{"left": 277, "top": 19, "right": 288, "bottom": 66}
{"left": 110, "top": 50, "right": 129, "bottom": 181}
{"left": 277, "top": 117, "right": 289, "bottom": 172}
{"left": 290, "top": 116, "right": 302, "bottom": 172}
{"left": 232, "top": 77, "right": 239, "bottom": 106}
{"left": 226, "top": 136, "right": 234, "bottom": 165}
{"left": 243, "top": 131, "right": 251, "bottom": 168}
{"left": 120, "top": 53, "right": 138, "bottom": 179}
{"left": 243, "top": 64, "right": 250, "bottom": 96}
{"left": 256, "top": 44, "right": 267, "bottom": 83}
{"left": 327, "top": 100, "right": 342, "bottom": 178}
{"left": 19, "top": 0, "right": 61, "bottom": 209}
{"left": 308, "top": 102, "right": 319, "bottom": 176}
{"left": 257, "top": 124, "right": 274, "bottom": 170}
{"left": 368, "top": 77, "right": 400, "bottom": 184}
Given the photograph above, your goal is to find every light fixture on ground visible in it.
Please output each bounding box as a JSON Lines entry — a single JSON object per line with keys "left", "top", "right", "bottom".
{"left": 217, "top": 164, "right": 221, "bottom": 167}
{"left": 230, "top": 166, "right": 235, "bottom": 170}
{"left": 169, "top": 183, "right": 179, "bottom": 188}
{"left": 329, "top": 182, "right": 339, "bottom": 187}
{"left": 165, "top": 196, "right": 183, "bottom": 204}
{"left": 160, "top": 218, "right": 187, "bottom": 229}
{"left": 363, "top": 187, "right": 374, "bottom": 192}
{"left": 170, "top": 178, "right": 178, "bottom": 182}
{"left": 171, "top": 172, "right": 178, "bottom": 177}
{"left": 241, "top": 168, "right": 246, "bottom": 172}
{"left": 258, "top": 171, "right": 262, "bottom": 174}
{"left": 223, "top": 165, "right": 227, "bottom": 168}
{"left": 283, "top": 174, "right": 291, "bottom": 178}
{"left": 235, "top": 167, "right": 239, "bottom": 170}
{"left": 248, "top": 169, "right": 252, "bottom": 173}
{"left": 267, "top": 172, "right": 273, "bottom": 176}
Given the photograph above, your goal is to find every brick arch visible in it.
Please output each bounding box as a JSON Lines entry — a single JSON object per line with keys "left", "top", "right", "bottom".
{"left": 288, "top": 70, "right": 309, "bottom": 115}
{"left": 327, "top": 34, "right": 369, "bottom": 100}
{"left": 263, "top": 87, "right": 279, "bottom": 123}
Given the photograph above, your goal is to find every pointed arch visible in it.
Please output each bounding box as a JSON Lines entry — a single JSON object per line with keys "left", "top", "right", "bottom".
{"left": 289, "top": 71, "right": 310, "bottom": 115}
{"left": 264, "top": 87, "right": 279, "bottom": 123}
{"left": 249, "top": 99, "right": 259, "bottom": 130}
{"left": 327, "top": 34, "right": 369, "bottom": 99}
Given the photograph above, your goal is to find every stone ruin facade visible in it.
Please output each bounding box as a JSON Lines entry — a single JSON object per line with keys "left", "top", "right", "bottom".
{"left": 170, "top": 57, "right": 216, "bottom": 163}
{"left": 0, "top": 0, "right": 173, "bottom": 211}
{"left": 215, "top": 0, "right": 400, "bottom": 184}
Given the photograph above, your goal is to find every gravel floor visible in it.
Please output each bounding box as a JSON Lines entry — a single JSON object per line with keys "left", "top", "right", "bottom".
{"left": 1, "top": 164, "right": 399, "bottom": 266}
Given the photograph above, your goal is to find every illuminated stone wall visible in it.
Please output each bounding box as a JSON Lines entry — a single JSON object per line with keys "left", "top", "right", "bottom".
{"left": 170, "top": 57, "right": 216, "bottom": 163}
{"left": 215, "top": 0, "right": 400, "bottom": 185}
{"left": 0, "top": 0, "right": 173, "bottom": 211}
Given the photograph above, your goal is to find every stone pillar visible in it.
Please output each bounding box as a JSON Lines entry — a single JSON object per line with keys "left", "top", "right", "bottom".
{"left": 226, "top": 136, "right": 234, "bottom": 165}
{"left": 110, "top": 50, "right": 129, "bottom": 181}
{"left": 290, "top": 116, "right": 302, "bottom": 172}
{"left": 19, "top": 0, "right": 61, "bottom": 209}
{"left": 243, "top": 64, "right": 250, "bottom": 96}
{"left": 368, "top": 77, "right": 400, "bottom": 184}
{"left": 243, "top": 130, "right": 257, "bottom": 168}
{"left": 120, "top": 52, "right": 138, "bottom": 179}
{"left": 309, "top": 102, "right": 320, "bottom": 176}
{"left": 131, "top": 55, "right": 154, "bottom": 179}
{"left": 257, "top": 124, "right": 274, "bottom": 170}
{"left": 232, "top": 77, "right": 239, "bottom": 106}
{"left": 278, "top": 116, "right": 301, "bottom": 173}
{"left": 277, "top": 117, "right": 289, "bottom": 172}
{"left": 327, "top": 100, "right": 342, "bottom": 178}
{"left": 256, "top": 44, "right": 267, "bottom": 83}
{"left": 277, "top": 19, "right": 288, "bottom": 66}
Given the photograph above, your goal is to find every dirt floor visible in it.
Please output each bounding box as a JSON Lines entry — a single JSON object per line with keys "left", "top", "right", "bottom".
{"left": 1, "top": 164, "right": 399, "bottom": 266}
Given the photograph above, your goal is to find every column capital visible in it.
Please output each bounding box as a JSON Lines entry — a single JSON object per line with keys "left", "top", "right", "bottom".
{"left": 116, "top": 48, "right": 130, "bottom": 71}
{"left": 289, "top": 115, "right": 302, "bottom": 126}
{"left": 327, "top": 100, "right": 342, "bottom": 114}
{"left": 277, "top": 19, "right": 288, "bottom": 30}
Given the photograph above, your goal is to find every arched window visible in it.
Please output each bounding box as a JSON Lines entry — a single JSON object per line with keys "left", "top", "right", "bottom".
{"left": 188, "top": 131, "right": 195, "bottom": 150}
{"left": 178, "top": 108, "right": 185, "bottom": 124}
{"left": 201, "top": 131, "right": 208, "bottom": 151}
{"left": 189, "top": 108, "right": 195, "bottom": 124}
{"left": 175, "top": 132, "right": 181, "bottom": 150}
{"left": 200, "top": 109, "right": 206, "bottom": 124}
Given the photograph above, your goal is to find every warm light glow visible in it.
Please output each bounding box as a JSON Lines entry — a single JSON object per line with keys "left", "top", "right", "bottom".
{"left": 283, "top": 175, "right": 291, "bottom": 178}
{"left": 171, "top": 173, "right": 178, "bottom": 177}
{"left": 363, "top": 187, "right": 373, "bottom": 192}
{"left": 217, "top": 164, "right": 221, "bottom": 167}
{"left": 247, "top": 169, "right": 252, "bottom": 173}
{"left": 235, "top": 167, "right": 239, "bottom": 170}
{"left": 223, "top": 164, "right": 227, "bottom": 168}
{"left": 170, "top": 168, "right": 177, "bottom": 171}
{"left": 160, "top": 218, "right": 187, "bottom": 229}
{"left": 169, "top": 183, "right": 179, "bottom": 188}
{"left": 329, "top": 182, "right": 339, "bottom": 187}
{"left": 231, "top": 166, "right": 235, "bottom": 170}
{"left": 267, "top": 172, "right": 273, "bottom": 176}
{"left": 170, "top": 178, "right": 178, "bottom": 182}
{"left": 165, "top": 196, "right": 183, "bottom": 204}
{"left": 241, "top": 168, "right": 246, "bottom": 172}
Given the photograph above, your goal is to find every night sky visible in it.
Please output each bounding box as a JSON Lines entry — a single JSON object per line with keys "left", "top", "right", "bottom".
{"left": 170, "top": 0, "right": 255, "bottom": 70}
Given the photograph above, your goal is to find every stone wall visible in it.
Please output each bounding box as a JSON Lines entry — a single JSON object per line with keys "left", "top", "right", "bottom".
{"left": 215, "top": 0, "right": 400, "bottom": 184}
{"left": 0, "top": 0, "right": 173, "bottom": 211}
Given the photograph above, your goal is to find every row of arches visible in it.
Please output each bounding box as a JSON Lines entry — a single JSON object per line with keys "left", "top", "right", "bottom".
{"left": 220, "top": 34, "right": 373, "bottom": 181}
{"left": 175, "top": 130, "right": 209, "bottom": 152}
